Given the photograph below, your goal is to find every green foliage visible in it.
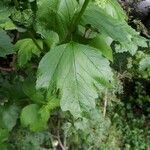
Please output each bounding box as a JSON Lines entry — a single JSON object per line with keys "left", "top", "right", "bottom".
{"left": 37, "top": 42, "right": 113, "bottom": 117}
{"left": 0, "top": 128, "right": 9, "bottom": 144}
{"left": 21, "top": 104, "right": 41, "bottom": 131}
{"left": 37, "top": 0, "right": 79, "bottom": 40}
{"left": 89, "top": 33, "right": 113, "bottom": 61}
{"left": 63, "top": 109, "right": 111, "bottom": 149}
{"left": 15, "top": 38, "right": 42, "bottom": 66}
{"left": 95, "top": 0, "right": 127, "bottom": 20}
{"left": 11, "top": 9, "right": 34, "bottom": 28}
{"left": 139, "top": 55, "right": 150, "bottom": 78}
{"left": 36, "top": 28, "right": 59, "bottom": 49}
{"left": 21, "top": 96, "right": 60, "bottom": 131}
{"left": 81, "top": 4, "right": 148, "bottom": 55}
{"left": 0, "top": 30, "right": 14, "bottom": 57}
{"left": 0, "top": 104, "right": 20, "bottom": 147}
{"left": 128, "top": 51, "right": 150, "bottom": 78}
{"left": 22, "top": 77, "right": 44, "bottom": 104}
{"left": 0, "top": 1, "right": 15, "bottom": 29}
{"left": 9, "top": 129, "right": 52, "bottom": 150}
{"left": 0, "top": 0, "right": 149, "bottom": 149}
{"left": 1, "top": 105, "right": 20, "bottom": 131}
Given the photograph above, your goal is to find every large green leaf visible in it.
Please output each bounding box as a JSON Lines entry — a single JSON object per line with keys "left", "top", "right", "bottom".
{"left": 15, "top": 38, "right": 42, "bottom": 67}
{"left": 36, "top": 42, "right": 113, "bottom": 117}
{"left": 37, "top": 0, "right": 79, "bottom": 40}
{"left": 0, "top": 30, "right": 14, "bottom": 57}
{"left": 81, "top": 4, "right": 148, "bottom": 55}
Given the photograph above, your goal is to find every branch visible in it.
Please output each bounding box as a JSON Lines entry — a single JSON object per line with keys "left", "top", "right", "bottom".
{"left": 57, "top": 133, "right": 66, "bottom": 150}
{"left": 0, "top": 67, "right": 14, "bottom": 72}
{"left": 57, "top": 121, "right": 66, "bottom": 150}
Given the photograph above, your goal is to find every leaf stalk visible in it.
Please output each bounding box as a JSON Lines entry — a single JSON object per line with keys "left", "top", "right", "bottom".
{"left": 65, "top": 0, "right": 90, "bottom": 42}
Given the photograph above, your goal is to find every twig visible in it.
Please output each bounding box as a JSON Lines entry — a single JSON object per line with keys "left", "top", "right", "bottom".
{"left": 57, "top": 120, "right": 66, "bottom": 150}
{"left": 63, "top": 134, "right": 67, "bottom": 150}
{"left": 10, "top": 54, "right": 16, "bottom": 70}
{"left": 103, "top": 89, "right": 108, "bottom": 117}
{"left": 57, "top": 133, "right": 66, "bottom": 150}
{"left": 51, "top": 133, "right": 66, "bottom": 150}
{"left": 0, "top": 67, "right": 14, "bottom": 72}
{"left": 49, "top": 134, "right": 56, "bottom": 150}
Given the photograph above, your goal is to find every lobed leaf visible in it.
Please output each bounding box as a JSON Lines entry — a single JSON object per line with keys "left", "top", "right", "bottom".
{"left": 36, "top": 42, "right": 113, "bottom": 117}
{"left": 15, "top": 38, "right": 42, "bottom": 67}
{"left": 81, "top": 4, "right": 148, "bottom": 55}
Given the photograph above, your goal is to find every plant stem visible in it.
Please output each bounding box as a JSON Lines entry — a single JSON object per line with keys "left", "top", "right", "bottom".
{"left": 57, "top": 120, "right": 66, "bottom": 150}
{"left": 103, "top": 89, "right": 108, "bottom": 117}
{"left": 65, "top": 0, "right": 90, "bottom": 42}
{"left": 28, "top": 31, "right": 43, "bottom": 51}
{"left": 0, "top": 67, "right": 14, "bottom": 72}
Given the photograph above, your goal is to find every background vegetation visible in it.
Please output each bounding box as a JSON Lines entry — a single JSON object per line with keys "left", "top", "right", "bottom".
{"left": 0, "top": 0, "right": 149, "bottom": 149}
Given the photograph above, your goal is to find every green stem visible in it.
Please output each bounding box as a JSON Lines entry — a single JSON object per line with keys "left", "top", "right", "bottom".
{"left": 28, "top": 31, "right": 43, "bottom": 51}
{"left": 65, "top": 0, "right": 90, "bottom": 42}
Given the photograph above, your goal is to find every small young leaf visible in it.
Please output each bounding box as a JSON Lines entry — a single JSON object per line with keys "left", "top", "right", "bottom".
{"left": 20, "top": 104, "right": 48, "bottom": 131}
{"left": 20, "top": 104, "right": 40, "bottom": 130}
{"left": 20, "top": 98, "right": 58, "bottom": 131}
{"left": 15, "top": 38, "right": 42, "bottom": 67}
{"left": 36, "top": 26, "right": 59, "bottom": 48}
